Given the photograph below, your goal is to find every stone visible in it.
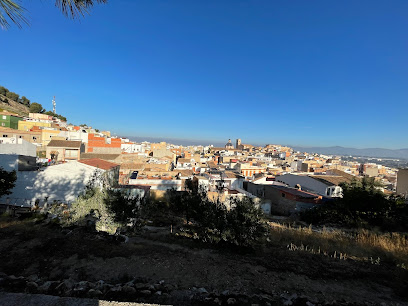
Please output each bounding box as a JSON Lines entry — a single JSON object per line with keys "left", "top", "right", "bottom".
{"left": 227, "top": 297, "right": 237, "bottom": 305}
{"left": 27, "top": 275, "right": 39, "bottom": 283}
{"left": 6, "top": 275, "right": 26, "bottom": 289}
{"left": 222, "top": 290, "right": 230, "bottom": 296}
{"left": 105, "top": 285, "right": 122, "bottom": 299}
{"left": 122, "top": 286, "right": 136, "bottom": 295}
{"left": 49, "top": 267, "right": 63, "bottom": 280}
{"left": 163, "top": 284, "right": 175, "bottom": 292}
{"left": 38, "top": 281, "right": 59, "bottom": 294}
{"left": 135, "top": 283, "right": 147, "bottom": 290}
{"left": 140, "top": 289, "right": 152, "bottom": 296}
{"left": 125, "top": 280, "right": 135, "bottom": 287}
{"left": 88, "top": 289, "right": 103, "bottom": 298}
{"left": 154, "top": 291, "right": 162, "bottom": 296}
{"left": 26, "top": 281, "right": 39, "bottom": 293}
{"left": 198, "top": 287, "right": 208, "bottom": 294}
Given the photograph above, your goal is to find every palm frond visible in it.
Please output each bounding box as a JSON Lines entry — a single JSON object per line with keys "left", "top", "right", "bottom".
{"left": 54, "top": 0, "right": 107, "bottom": 19}
{"left": 0, "top": 0, "right": 28, "bottom": 29}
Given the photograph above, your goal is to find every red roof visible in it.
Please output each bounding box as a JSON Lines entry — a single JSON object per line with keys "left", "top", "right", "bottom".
{"left": 79, "top": 158, "right": 119, "bottom": 170}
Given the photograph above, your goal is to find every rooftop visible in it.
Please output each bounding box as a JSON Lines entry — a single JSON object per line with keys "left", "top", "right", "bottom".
{"left": 79, "top": 158, "right": 119, "bottom": 170}
{"left": 47, "top": 140, "right": 82, "bottom": 148}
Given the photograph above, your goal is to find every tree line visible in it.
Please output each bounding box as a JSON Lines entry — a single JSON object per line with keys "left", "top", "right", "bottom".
{"left": 0, "top": 85, "right": 31, "bottom": 107}
{"left": 301, "top": 177, "right": 408, "bottom": 231}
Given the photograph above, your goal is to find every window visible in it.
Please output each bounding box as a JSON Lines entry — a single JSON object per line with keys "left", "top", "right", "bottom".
{"left": 2, "top": 134, "right": 7, "bottom": 137}
{"left": 1, "top": 123, "right": 4, "bottom": 126}
{"left": 33, "top": 137, "right": 37, "bottom": 140}
{"left": 2, "top": 115, "right": 6, "bottom": 119}
{"left": 19, "top": 136, "right": 22, "bottom": 138}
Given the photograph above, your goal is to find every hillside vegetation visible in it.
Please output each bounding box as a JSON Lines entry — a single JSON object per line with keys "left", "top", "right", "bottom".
{"left": 0, "top": 85, "right": 66, "bottom": 121}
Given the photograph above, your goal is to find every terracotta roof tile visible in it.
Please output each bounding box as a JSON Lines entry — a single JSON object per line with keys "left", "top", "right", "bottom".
{"left": 79, "top": 158, "right": 119, "bottom": 170}
{"left": 47, "top": 140, "right": 82, "bottom": 148}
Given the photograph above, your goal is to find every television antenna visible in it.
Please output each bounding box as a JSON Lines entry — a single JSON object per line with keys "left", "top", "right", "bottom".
{"left": 52, "top": 96, "right": 56, "bottom": 114}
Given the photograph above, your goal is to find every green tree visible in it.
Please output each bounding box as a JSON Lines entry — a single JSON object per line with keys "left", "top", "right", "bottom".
{"left": 5, "top": 91, "right": 19, "bottom": 101}
{"left": 0, "top": 0, "right": 107, "bottom": 29}
{"left": 0, "top": 167, "right": 17, "bottom": 198}
{"left": 0, "top": 86, "right": 8, "bottom": 96}
{"left": 104, "top": 189, "right": 143, "bottom": 231}
{"left": 29, "top": 102, "right": 43, "bottom": 113}
{"left": 20, "top": 96, "right": 30, "bottom": 106}
{"left": 302, "top": 177, "right": 408, "bottom": 231}
{"left": 166, "top": 179, "right": 268, "bottom": 247}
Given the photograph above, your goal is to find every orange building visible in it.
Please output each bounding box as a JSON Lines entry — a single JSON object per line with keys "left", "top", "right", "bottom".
{"left": 87, "top": 133, "right": 121, "bottom": 154}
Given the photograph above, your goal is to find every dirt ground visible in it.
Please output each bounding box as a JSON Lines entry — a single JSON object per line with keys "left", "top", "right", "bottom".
{"left": 0, "top": 218, "right": 407, "bottom": 305}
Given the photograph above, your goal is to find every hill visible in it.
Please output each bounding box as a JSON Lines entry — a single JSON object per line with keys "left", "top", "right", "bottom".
{"left": 0, "top": 94, "right": 30, "bottom": 116}
{"left": 291, "top": 145, "right": 408, "bottom": 160}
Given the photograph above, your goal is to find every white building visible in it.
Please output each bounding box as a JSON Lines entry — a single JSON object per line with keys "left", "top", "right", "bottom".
{"left": 0, "top": 159, "right": 119, "bottom": 206}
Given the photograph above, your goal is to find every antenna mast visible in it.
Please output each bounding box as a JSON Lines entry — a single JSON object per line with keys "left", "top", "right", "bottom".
{"left": 52, "top": 96, "right": 56, "bottom": 114}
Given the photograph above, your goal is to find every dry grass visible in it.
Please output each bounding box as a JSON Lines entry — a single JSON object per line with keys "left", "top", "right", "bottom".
{"left": 268, "top": 222, "right": 408, "bottom": 268}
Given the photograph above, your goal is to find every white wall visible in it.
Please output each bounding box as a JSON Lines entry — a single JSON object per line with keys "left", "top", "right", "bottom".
{"left": 0, "top": 161, "right": 106, "bottom": 206}
{"left": 0, "top": 137, "right": 36, "bottom": 157}
{"left": 128, "top": 178, "right": 182, "bottom": 191}
{"left": 275, "top": 174, "right": 330, "bottom": 196}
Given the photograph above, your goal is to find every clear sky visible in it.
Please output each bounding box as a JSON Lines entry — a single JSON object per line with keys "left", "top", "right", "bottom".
{"left": 1, "top": 0, "right": 407, "bottom": 149}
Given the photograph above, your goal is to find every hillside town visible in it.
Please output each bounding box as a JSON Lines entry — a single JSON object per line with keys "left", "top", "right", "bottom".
{"left": 1, "top": 109, "right": 407, "bottom": 214}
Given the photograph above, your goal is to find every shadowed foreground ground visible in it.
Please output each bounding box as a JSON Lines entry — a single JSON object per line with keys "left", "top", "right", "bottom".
{"left": 0, "top": 218, "right": 407, "bottom": 305}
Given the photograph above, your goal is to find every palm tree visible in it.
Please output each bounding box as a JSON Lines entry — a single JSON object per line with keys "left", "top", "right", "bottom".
{"left": 0, "top": 0, "right": 107, "bottom": 29}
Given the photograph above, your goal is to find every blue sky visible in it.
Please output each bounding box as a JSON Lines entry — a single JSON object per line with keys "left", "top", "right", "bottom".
{"left": 0, "top": 0, "right": 407, "bottom": 149}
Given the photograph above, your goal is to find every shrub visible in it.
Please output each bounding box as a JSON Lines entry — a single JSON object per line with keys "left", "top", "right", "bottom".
{"left": 167, "top": 179, "right": 269, "bottom": 248}
{"left": 301, "top": 177, "right": 408, "bottom": 231}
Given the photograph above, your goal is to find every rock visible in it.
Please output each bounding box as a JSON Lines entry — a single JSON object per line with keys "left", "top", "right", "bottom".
{"left": 6, "top": 275, "right": 27, "bottom": 289}
{"left": 38, "top": 281, "right": 59, "bottom": 294}
{"left": 159, "top": 280, "right": 165, "bottom": 285}
{"left": 49, "top": 267, "right": 63, "bottom": 280}
{"left": 55, "top": 278, "right": 75, "bottom": 295}
{"left": 88, "top": 289, "right": 103, "bottom": 298}
{"left": 306, "top": 302, "right": 315, "bottom": 306}
{"left": 214, "top": 297, "right": 222, "bottom": 305}
{"left": 135, "top": 282, "right": 147, "bottom": 290}
{"left": 227, "top": 297, "right": 237, "bottom": 305}
{"left": 124, "top": 280, "right": 135, "bottom": 287}
{"left": 198, "top": 287, "right": 208, "bottom": 294}
{"left": 140, "top": 289, "right": 152, "bottom": 296}
{"left": 77, "top": 281, "right": 90, "bottom": 290}
{"left": 147, "top": 284, "right": 155, "bottom": 291}
{"left": 154, "top": 291, "right": 162, "bottom": 296}
{"left": 163, "top": 284, "right": 175, "bottom": 292}
{"left": 27, "top": 275, "right": 39, "bottom": 283}
{"left": 95, "top": 280, "right": 105, "bottom": 291}
{"left": 122, "top": 285, "right": 136, "bottom": 295}
{"left": 222, "top": 290, "right": 230, "bottom": 296}
{"left": 0, "top": 272, "right": 7, "bottom": 278}
{"left": 26, "top": 281, "right": 39, "bottom": 293}
{"left": 105, "top": 285, "right": 122, "bottom": 299}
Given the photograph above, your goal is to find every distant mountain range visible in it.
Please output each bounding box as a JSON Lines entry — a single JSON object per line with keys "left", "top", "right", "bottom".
{"left": 291, "top": 146, "right": 408, "bottom": 160}
{"left": 126, "top": 136, "right": 226, "bottom": 148}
